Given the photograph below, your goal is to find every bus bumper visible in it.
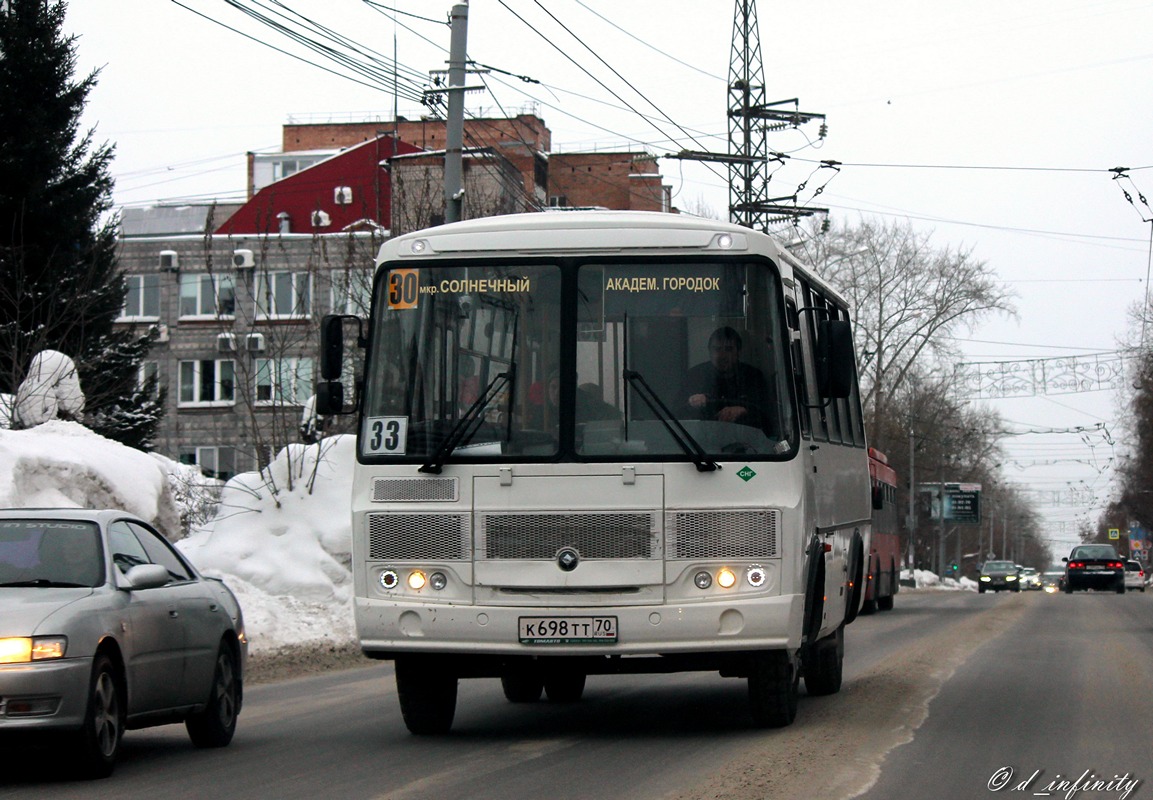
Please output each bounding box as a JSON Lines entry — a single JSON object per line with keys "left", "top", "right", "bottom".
{"left": 355, "top": 593, "right": 804, "bottom": 657}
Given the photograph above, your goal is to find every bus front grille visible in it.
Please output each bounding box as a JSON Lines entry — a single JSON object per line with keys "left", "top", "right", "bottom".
{"left": 372, "top": 477, "right": 458, "bottom": 502}
{"left": 367, "top": 513, "right": 470, "bottom": 560}
{"left": 478, "top": 512, "right": 659, "bottom": 560}
{"left": 667, "top": 509, "right": 779, "bottom": 559}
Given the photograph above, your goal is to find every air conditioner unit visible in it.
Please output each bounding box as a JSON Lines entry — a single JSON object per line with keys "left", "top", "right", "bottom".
{"left": 311, "top": 209, "right": 331, "bottom": 228}
{"left": 216, "top": 333, "right": 237, "bottom": 352}
{"left": 150, "top": 324, "right": 170, "bottom": 343}
{"left": 334, "top": 186, "right": 353, "bottom": 205}
{"left": 232, "top": 249, "right": 255, "bottom": 269}
{"left": 245, "top": 333, "right": 266, "bottom": 353}
{"left": 159, "top": 250, "right": 179, "bottom": 272}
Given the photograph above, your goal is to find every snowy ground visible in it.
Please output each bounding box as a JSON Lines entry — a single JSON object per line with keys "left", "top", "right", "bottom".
{"left": 0, "top": 420, "right": 354, "bottom": 653}
{"left": 1, "top": 418, "right": 973, "bottom": 655}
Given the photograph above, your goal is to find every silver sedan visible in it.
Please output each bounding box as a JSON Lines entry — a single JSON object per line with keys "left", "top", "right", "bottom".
{"left": 0, "top": 508, "right": 247, "bottom": 778}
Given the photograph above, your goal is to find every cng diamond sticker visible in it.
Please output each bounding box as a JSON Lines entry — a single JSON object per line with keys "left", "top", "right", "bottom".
{"left": 737, "top": 466, "right": 757, "bottom": 482}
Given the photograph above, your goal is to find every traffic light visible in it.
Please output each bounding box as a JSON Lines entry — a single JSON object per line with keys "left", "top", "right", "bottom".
{"left": 950, "top": 562, "right": 959, "bottom": 574}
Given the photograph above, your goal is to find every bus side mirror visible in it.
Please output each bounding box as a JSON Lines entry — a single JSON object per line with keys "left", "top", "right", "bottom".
{"left": 315, "top": 381, "right": 345, "bottom": 415}
{"left": 320, "top": 314, "right": 346, "bottom": 380}
{"left": 817, "top": 319, "right": 854, "bottom": 399}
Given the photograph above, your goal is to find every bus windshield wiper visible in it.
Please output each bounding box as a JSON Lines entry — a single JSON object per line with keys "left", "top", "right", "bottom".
{"left": 623, "top": 369, "right": 718, "bottom": 472}
{"left": 420, "top": 365, "right": 516, "bottom": 474}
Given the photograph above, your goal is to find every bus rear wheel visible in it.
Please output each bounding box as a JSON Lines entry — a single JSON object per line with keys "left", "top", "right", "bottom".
{"left": 747, "top": 650, "right": 798, "bottom": 728}
{"left": 395, "top": 656, "right": 457, "bottom": 735}
{"left": 543, "top": 670, "right": 586, "bottom": 703}
{"left": 501, "top": 668, "right": 544, "bottom": 703}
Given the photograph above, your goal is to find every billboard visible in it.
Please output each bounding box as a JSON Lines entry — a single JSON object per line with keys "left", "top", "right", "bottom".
{"left": 919, "top": 482, "right": 982, "bottom": 524}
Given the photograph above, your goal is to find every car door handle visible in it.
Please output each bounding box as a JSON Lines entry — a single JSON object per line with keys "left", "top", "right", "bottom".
{"left": 169, "top": 609, "right": 180, "bottom": 619}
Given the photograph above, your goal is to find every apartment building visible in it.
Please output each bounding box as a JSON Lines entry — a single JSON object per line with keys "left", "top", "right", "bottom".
{"left": 117, "top": 113, "right": 673, "bottom": 476}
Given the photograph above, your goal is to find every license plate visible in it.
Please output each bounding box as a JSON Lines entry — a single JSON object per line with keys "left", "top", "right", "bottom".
{"left": 519, "top": 616, "right": 618, "bottom": 644}
{"left": 1085, "top": 566, "right": 1105, "bottom": 571}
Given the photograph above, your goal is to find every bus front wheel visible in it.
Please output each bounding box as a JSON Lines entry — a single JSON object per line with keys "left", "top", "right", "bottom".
{"left": 395, "top": 656, "right": 457, "bottom": 735}
{"left": 747, "top": 650, "right": 798, "bottom": 728}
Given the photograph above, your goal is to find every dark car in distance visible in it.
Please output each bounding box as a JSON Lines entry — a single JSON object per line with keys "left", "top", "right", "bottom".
{"left": 978, "top": 560, "right": 1020, "bottom": 593}
{"left": 1063, "top": 544, "right": 1125, "bottom": 594}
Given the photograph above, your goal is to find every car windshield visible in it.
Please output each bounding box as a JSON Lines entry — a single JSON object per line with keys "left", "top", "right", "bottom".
{"left": 1071, "top": 545, "right": 1117, "bottom": 560}
{"left": 0, "top": 520, "right": 104, "bottom": 588}
{"left": 984, "top": 561, "right": 1016, "bottom": 572}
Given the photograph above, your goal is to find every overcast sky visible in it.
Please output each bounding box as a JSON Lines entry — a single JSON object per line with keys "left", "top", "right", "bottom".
{"left": 63, "top": 0, "right": 1153, "bottom": 555}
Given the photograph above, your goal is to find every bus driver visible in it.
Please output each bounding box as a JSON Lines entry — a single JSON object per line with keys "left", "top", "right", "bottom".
{"left": 683, "top": 326, "right": 770, "bottom": 428}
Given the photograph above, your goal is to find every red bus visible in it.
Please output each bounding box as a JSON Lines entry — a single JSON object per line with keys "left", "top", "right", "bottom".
{"left": 864, "top": 447, "right": 900, "bottom": 613}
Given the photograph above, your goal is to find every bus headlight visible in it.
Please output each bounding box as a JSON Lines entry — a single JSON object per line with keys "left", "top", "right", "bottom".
{"left": 694, "top": 571, "right": 713, "bottom": 589}
{"left": 429, "top": 572, "right": 448, "bottom": 591}
{"left": 407, "top": 570, "right": 427, "bottom": 590}
{"left": 717, "top": 568, "right": 737, "bottom": 589}
{"left": 379, "top": 569, "right": 399, "bottom": 590}
{"left": 746, "top": 566, "right": 766, "bottom": 588}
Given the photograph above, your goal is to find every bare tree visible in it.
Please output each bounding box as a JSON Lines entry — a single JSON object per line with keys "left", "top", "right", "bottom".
{"left": 790, "top": 217, "right": 1016, "bottom": 435}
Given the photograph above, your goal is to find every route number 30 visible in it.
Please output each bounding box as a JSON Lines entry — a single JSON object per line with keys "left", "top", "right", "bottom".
{"left": 388, "top": 269, "right": 420, "bottom": 309}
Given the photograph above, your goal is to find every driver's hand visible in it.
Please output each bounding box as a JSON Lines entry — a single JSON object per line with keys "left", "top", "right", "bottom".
{"left": 717, "top": 405, "right": 747, "bottom": 422}
{"left": 688, "top": 393, "right": 707, "bottom": 409}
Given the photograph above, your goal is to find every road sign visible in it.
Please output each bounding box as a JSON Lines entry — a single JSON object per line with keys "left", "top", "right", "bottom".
{"left": 1109, "top": 528, "right": 1120, "bottom": 540}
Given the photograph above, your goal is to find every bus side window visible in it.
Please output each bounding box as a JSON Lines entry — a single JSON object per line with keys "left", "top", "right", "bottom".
{"left": 796, "top": 281, "right": 829, "bottom": 441}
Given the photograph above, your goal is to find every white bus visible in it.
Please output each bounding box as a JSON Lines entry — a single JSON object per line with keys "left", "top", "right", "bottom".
{"left": 317, "top": 210, "right": 871, "bottom": 733}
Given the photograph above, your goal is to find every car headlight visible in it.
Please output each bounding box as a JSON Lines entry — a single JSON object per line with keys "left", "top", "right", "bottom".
{"left": 0, "top": 636, "right": 67, "bottom": 664}
{"left": 1006, "top": 575, "right": 1017, "bottom": 581}
{"left": 980, "top": 576, "right": 991, "bottom": 581}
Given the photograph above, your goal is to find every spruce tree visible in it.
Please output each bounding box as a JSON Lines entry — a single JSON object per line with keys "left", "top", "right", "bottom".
{"left": 0, "top": 0, "right": 163, "bottom": 449}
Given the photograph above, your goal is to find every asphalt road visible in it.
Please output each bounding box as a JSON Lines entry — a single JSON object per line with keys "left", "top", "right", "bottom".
{"left": 3, "top": 588, "right": 1151, "bottom": 800}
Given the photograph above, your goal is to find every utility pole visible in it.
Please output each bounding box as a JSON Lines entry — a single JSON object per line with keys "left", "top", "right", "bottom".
{"left": 667, "top": 0, "right": 827, "bottom": 230}
{"left": 908, "top": 419, "right": 917, "bottom": 568}
{"left": 443, "top": 3, "right": 468, "bottom": 224}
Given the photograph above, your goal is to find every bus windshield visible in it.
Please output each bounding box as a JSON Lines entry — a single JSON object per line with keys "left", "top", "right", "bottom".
{"left": 360, "top": 259, "right": 796, "bottom": 462}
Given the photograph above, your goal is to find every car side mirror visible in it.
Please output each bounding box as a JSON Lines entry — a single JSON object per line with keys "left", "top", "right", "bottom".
{"left": 123, "top": 563, "right": 170, "bottom": 590}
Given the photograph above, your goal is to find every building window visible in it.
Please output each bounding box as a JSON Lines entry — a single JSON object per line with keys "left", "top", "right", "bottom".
{"left": 255, "top": 357, "right": 313, "bottom": 405}
{"left": 178, "top": 359, "right": 235, "bottom": 406}
{"left": 255, "top": 271, "right": 311, "bottom": 319}
{"left": 180, "top": 273, "right": 236, "bottom": 318}
{"left": 120, "top": 274, "right": 161, "bottom": 320}
{"left": 329, "top": 269, "right": 373, "bottom": 316}
{"left": 137, "top": 361, "right": 160, "bottom": 396}
{"left": 179, "top": 446, "right": 237, "bottom": 481}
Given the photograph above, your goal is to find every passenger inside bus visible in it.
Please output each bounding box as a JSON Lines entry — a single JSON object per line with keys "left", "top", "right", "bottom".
{"left": 535, "top": 370, "right": 619, "bottom": 424}
{"left": 682, "top": 326, "right": 775, "bottom": 433}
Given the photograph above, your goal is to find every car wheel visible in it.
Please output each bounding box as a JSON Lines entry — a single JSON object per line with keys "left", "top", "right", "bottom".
{"left": 73, "top": 653, "right": 123, "bottom": 779}
{"left": 1116, "top": 581, "right": 1126, "bottom": 595}
{"left": 396, "top": 656, "right": 457, "bottom": 735}
{"left": 978, "top": 585, "right": 985, "bottom": 593}
{"left": 748, "top": 650, "right": 798, "bottom": 728}
{"left": 186, "top": 643, "right": 240, "bottom": 748}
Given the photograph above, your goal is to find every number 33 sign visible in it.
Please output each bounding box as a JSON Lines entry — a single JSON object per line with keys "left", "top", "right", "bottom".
{"left": 363, "top": 416, "right": 408, "bottom": 455}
